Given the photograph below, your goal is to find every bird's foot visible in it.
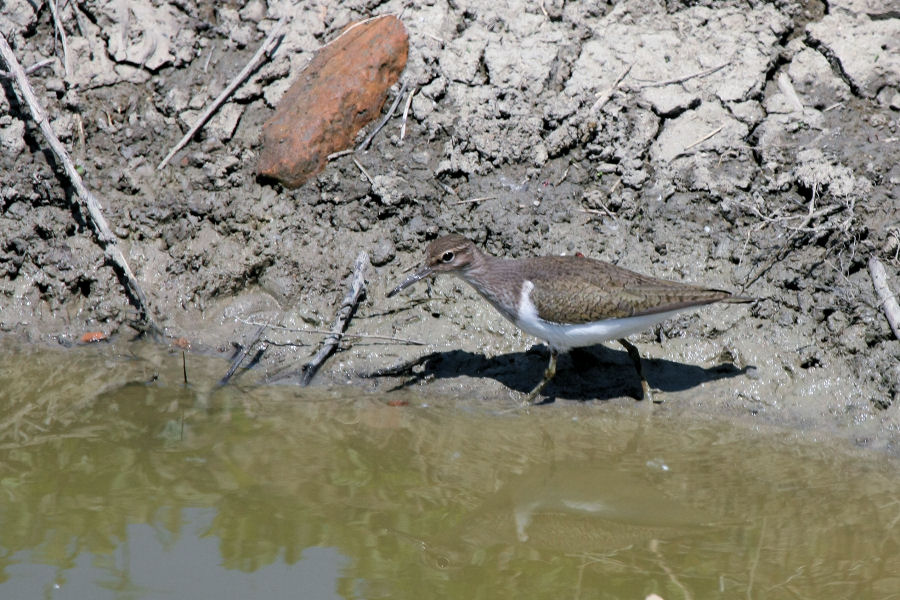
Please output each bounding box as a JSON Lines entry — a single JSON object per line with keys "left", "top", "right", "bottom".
{"left": 522, "top": 348, "right": 558, "bottom": 405}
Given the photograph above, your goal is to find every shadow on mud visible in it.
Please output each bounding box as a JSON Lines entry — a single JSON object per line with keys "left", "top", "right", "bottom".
{"left": 365, "top": 344, "right": 750, "bottom": 402}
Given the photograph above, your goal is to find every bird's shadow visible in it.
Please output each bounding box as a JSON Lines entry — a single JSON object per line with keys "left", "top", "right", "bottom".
{"left": 365, "top": 344, "right": 750, "bottom": 402}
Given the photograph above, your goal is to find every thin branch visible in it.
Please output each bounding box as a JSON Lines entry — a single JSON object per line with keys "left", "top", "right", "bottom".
{"left": 327, "top": 148, "right": 354, "bottom": 161}
{"left": 203, "top": 44, "right": 214, "bottom": 73}
{"left": 609, "top": 176, "right": 622, "bottom": 194}
{"left": 639, "top": 60, "right": 730, "bottom": 89}
{"left": 422, "top": 32, "right": 446, "bottom": 46}
{"left": 157, "top": 18, "right": 285, "bottom": 169}
{"left": 236, "top": 318, "right": 424, "bottom": 345}
{"left": 680, "top": 124, "right": 724, "bottom": 154}
{"left": 219, "top": 323, "right": 268, "bottom": 386}
{"left": 579, "top": 206, "right": 617, "bottom": 220}
{"left": 301, "top": 252, "right": 370, "bottom": 385}
{"left": 0, "top": 32, "right": 159, "bottom": 333}
{"left": 399, "top": 86, "right": 416, "bottom": 142}
{"left": 0, "top": 57, "right": 54, "bottom": 79}
{"left": 353, "top": 157, "right": 373, "bottom": 184}
{"left": 48, "top": 0, "right": 70, "bottom": 77}
{"left": 590, "top": 63, "right": 632, "bottom": 113}
{"left": 869, "top": 256, "right": 900, "bottom": 341}
{"left": 357, "top": 80, "right": 408, "bottom": 151}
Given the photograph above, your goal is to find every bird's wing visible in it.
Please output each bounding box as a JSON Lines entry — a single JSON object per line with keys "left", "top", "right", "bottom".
{"left": 524, "top": 257, "right": 732, "bottom": 325}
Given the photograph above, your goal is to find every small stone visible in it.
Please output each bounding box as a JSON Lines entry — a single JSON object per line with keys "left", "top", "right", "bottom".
{"left": 887, "top": 91, "right": 900, "bottom": 111}
{"left": 257, "top": 15, "right": 409, "bottom": 188}
{"left": 0, "top": 119, "right": 26, "bottom": 158}
{"left": 411, "top": 94, "right": 434, "bottom": 120}
{"left": 206, "top": 103, "right": 244, "bottom": 142}
{"left": 371, "top": 238, "right": 396, "bottom": 266}
{"left": 826, "top": 310, "right": 849, "bottom": 335}
{"left": 239, "top": 1, "right": 265, "bottom": 23}
{"left": 371, "top": 174, "right": 413, "bottom": 206}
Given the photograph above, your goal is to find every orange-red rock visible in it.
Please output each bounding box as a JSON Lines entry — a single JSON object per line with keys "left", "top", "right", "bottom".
{"left": 258, "top": 15, "right": 408, "bottom": 188}
{"left": 79, "top": 331, "right": 107, "bottom": 343}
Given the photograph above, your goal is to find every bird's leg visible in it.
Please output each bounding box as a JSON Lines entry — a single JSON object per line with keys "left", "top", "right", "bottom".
{"left": 523, "top": 348, "right": 558, "bottom": 405}
{"left": 618, "top": 338, "right": 654, "bottom": 402}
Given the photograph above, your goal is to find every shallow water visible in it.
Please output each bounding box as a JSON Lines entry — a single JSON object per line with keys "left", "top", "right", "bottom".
{"left": 1, "top": 343, "right": 898, "bottom": 599}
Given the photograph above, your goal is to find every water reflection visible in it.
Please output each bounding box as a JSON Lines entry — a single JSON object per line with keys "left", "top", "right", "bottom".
{"left": 0, "top": 343, "right": 899, "bottom": 599}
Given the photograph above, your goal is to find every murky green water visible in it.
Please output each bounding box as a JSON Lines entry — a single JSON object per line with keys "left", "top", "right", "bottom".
{"left": 1, "top": 343, "right": 898, "bottom": 599}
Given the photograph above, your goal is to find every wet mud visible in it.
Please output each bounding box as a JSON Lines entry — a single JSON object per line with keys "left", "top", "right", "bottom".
{"left": 1, "top": 1, "right": 899, "bottom": 451}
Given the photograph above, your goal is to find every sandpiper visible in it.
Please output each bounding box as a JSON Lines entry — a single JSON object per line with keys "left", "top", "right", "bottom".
{"left": 387, "top": 234, "right": 751, "bottom": 403}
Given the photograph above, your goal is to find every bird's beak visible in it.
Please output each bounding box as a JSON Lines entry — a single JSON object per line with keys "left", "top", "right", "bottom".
{"left": 387, "top": 266, "right": 433, "bottom": 297}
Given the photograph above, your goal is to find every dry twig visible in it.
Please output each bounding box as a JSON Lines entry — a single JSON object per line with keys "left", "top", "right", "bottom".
{"left": 591, "top": 63, "right": 632, "bottom": 113}
{"left": 353, "top": 158, "right": 374, "bottom": 184}
{"left": 358, "top": 80, "right": 408, "bottom": 151}
{"left": 869, "top": 256, "right": 900, "bottom": 341}
{"left": 237, "top": 318, "right": 424, "bottom": 345}
{"left": 422, "top": 32, "right": 446, "bottom": 46}
{"left": 157, "top": 18, "right": 285, "bottom": 169}
{"left": 399, "top": 86, "right": 416, "bottom": 142}
{"left": 0, "top": 32, "right": 159, "bottom": 332}
{"left": 639, "top": 61, "right": 730, "bottom": 89}
{"left": 327, "top": 149, "right": 354, "bottom": 161}
{"left": 679, "top": 124, "right": 724, "bottom": 155}
{"left": 302, "top": 252, "right": 370, "bottom": 385}
{"left": 0, "top": 57, "right": 53, "bottom": 79}
{"left": 48, "top": 0, "right": 70, "bottom": 77}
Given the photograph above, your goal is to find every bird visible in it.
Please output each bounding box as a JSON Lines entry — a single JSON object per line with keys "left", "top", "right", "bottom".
{"left": 387, "top": 234, "right": 752, "bottom": 403}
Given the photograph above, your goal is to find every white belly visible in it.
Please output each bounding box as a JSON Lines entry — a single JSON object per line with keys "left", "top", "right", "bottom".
{"left": 514, "top": 280, "right": 691, "bottom": 352}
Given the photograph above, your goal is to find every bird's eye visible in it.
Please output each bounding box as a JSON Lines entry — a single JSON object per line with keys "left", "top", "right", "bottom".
{"left": 441, "top": 251, "right": 454, "bottom": 263}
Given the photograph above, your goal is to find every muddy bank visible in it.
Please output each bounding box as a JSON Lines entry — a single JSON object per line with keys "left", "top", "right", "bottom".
{"left": 1, "top": 1, "right": 898, "bottom": 450}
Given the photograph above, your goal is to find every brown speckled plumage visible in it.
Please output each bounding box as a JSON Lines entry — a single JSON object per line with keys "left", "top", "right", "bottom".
{"left": 392, "top": 234, "right": 743, "bottom": 325}
{"left": 387, "top": 234, "right": 752, "bottom": 403}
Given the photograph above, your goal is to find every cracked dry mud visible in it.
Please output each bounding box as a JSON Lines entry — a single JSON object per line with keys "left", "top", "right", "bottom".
{"left": 1, "top": 1, "right": 899, "bottom": 451}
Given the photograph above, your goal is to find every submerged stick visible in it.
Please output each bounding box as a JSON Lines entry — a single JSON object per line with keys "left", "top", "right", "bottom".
{"left": 0, "top": 32, "right": 159, "bottom": 333}
{"left": 869, "top": 256, "right": 900, "bottom": 341}
{"left": 301, "top": 251, "right": 369, "bottom": 386}
{"left": 219, "top": 322, "right": 268, "bottom": 385}
{"left": 157, "top": 18, "right": 284, "bottom": 169}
